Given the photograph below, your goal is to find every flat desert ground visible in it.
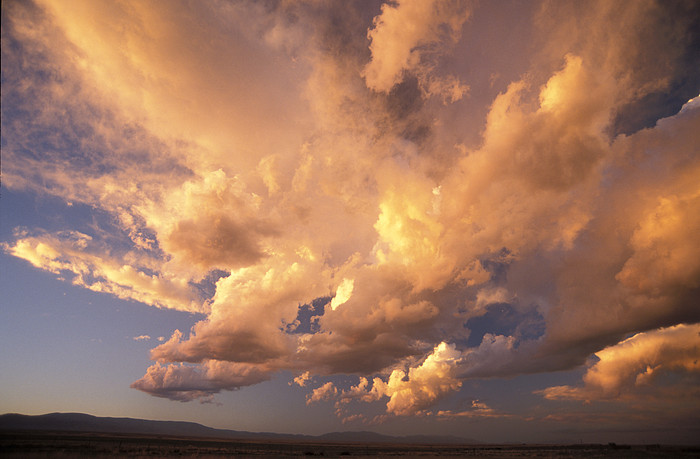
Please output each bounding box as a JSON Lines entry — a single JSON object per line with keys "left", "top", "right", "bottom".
{"left": 2, "top": 431, "right": 699, "bottom": 458}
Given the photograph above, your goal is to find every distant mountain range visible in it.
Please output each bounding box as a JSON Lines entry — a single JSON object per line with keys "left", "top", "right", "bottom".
{"left": 0, "top": 412, "right": 478, "bottom": 445}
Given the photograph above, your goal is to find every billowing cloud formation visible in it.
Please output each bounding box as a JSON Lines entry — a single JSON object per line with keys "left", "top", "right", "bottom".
{"left": 2, "top": 0, "right": 699, "bottom": 429}
{"left": 539, "top": 324, "right": 700, "bottom": 401}
{"left": 291, "top": 371, "right": 311, "bottom": 387}
{"left": 363, "top": 0, "right": 470, "bottom": 100}
{"left": 307, "top": 382, "right": 338, "bottom": 405}
{"left": 131, "top": 360, "right": 271, "bottom": 403}
{"left": 340, "top": 342, "right": 462, "bottom": 416}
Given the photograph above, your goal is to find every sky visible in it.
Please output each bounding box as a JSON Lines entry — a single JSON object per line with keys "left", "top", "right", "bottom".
{"left": 1, "top": 0, "right": 699, "bottom": 445}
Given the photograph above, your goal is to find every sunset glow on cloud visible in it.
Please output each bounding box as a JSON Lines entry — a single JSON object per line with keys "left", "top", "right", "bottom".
{"left": 2, "top": 0, "right": 699, "bottom": 444}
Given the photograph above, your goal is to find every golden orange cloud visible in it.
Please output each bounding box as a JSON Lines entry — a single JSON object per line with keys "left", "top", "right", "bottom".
{"left": 2, "top": 0, "right": 699, "bottom": 421}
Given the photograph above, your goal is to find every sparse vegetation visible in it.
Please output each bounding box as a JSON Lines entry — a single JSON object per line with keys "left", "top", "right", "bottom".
{"left": 2, "top": 431, "right": 699, "bottom": 458}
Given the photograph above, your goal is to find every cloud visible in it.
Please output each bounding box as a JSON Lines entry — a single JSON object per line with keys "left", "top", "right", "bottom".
{"left": 155, "top": 169, "right": 280, "bottom": 274}
{"left": 291, "top": 371, "right": 311, "bottom": 387}
{"left": 329, "top": 278, "right": 354, "bottom": 311}
{"left": 3, "top": 232, "right": 205, "bottom": 313}
{"left": 436, "top": 400, "right": 511, "bottom": 419}
{"left": 306, "top": 382, "right": 338, "bottom": 405}
{"left": 538, "top": 323, "right": 700, "bottom": 402}
{"left": 363, "top": 0, "right": 470, "bottom": 100}
{"left": 380, "top": 342, "right": 462, "bottom": 416}
{"left": 338, "top": 342, "right": 462, "bottom": 416}
{"left": 2, "top": 0, "right": 699, "bottom": 423}
{"left": 133, "top": 335, "right": 151, "bottom": 341}
{"left": 130, "top": 360, "right": 271, "bottom": 403}
{"left": 616, "top": 192, "right": 700, "bottom": 295}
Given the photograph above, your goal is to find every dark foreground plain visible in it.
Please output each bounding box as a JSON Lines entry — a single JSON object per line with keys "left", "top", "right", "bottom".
{"left": 2, "top": 431, "right": 699, "bottom": 458}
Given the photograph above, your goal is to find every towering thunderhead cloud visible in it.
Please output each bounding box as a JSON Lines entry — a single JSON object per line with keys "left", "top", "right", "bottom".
{"left": 2, "top": 0, "right": 699, "bottom": 428}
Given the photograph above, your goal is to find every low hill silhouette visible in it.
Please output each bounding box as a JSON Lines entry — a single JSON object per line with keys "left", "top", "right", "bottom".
{"left": 0, "top": 412, "right": 478, "bottom": 445}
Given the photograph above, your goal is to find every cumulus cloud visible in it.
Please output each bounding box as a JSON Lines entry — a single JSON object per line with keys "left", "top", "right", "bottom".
{"left": 616, "top": 193, "right": 700, "bottom": 295}
{"left": 131, "top": 360, "right": 271, "bottom": 403}
{"left": 538, "top": 324, "right": 700, "bottom": 402}
{"left": 154, "top": 169, "right": 280, "bottom": 274}
{"left": 306, "top": 382, "right": 338, "bottom": 405}
{"left": 133, "top": 335, "right": 151, "bottom": 341}
{"left": 291, "top": 371, "right": 311, "bottom": 387}
{"left": 337, "top": 342, "right": 462, "bottom": 416}
{"left": 363, "top": 0, "right": 470, "bottom": 100}
{"left": 2, "top": 0, "right": 699, "bottom": 427}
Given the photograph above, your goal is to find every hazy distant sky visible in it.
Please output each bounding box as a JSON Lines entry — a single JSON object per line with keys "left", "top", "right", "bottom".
{"left": 1, "top": 0, "right": 699, "bottom": 445}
